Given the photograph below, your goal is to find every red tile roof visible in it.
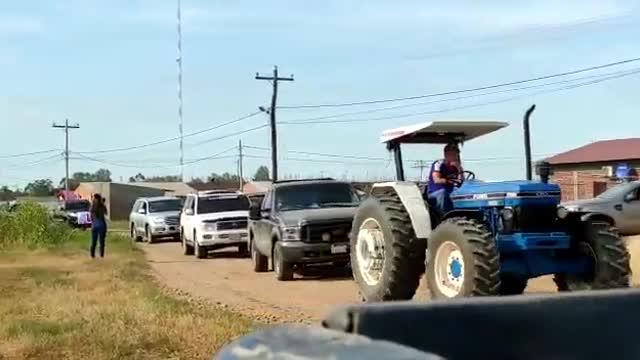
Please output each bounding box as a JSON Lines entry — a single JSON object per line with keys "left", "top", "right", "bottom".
{"left": 546, "top": 138, "right": 640, "bottom": 165}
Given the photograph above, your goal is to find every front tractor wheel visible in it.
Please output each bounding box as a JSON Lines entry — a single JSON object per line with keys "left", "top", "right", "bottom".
{"left": 554, "top": 222, "right": 630, "bottom": 291}
{"left": 350, "top": 190, "right": 426, "bottom": 302}
{"left": 426, "top": 217, "right": 501, "bottom": 299}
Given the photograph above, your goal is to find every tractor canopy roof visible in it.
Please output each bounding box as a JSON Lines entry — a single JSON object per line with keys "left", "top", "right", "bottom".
{"left": 380, "top": 120, "right": 509, "bottom": 144}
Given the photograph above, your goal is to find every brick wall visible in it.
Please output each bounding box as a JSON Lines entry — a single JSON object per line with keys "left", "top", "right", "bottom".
{"left": 550, "top": 161, "right": 640, "bottom": 201}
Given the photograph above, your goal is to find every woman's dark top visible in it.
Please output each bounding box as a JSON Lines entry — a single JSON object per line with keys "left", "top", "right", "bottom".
{"left": 90, "top": 201, "right": 107, "bottom": 225}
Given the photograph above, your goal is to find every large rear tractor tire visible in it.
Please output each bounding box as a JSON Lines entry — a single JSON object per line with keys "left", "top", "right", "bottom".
{"left": 350, "top": 189, "right": 426, "bottom": 302}
{"left": 554, "top": 222, "right": 630, "bottom": 291}
{"left": 426, "top": 217, "right": 501, "bottom": 299}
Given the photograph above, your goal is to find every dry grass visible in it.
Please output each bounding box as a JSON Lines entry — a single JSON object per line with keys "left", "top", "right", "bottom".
{"left": 0, "top": 234, "right": 254, "bottom": 360}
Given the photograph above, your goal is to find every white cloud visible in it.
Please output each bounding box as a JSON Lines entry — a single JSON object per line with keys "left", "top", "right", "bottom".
{"left": 0, "top": 15, "right": 43, "bottom": 35}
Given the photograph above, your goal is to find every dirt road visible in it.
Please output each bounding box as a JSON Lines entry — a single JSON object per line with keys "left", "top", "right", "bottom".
{"left": 141, "top": 241, "right": 590, "bottom": 323}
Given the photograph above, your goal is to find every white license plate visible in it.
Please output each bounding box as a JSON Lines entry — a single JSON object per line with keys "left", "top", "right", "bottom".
{"left": 331, "top": 244, "right": 348, "bottom": 254}
{"left": 229, "top": 233, "right": 241, "bottom": 241}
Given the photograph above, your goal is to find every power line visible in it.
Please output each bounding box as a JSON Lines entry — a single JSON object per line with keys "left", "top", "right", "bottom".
{"left": 278, "top": 56, "right": 640, "bottom": 109}
{"left": 0, "top": 149, "right": 60, "bottom": 160}
{"left": 185, "top": 123, "right": 269, "bottom": 147}
{"left": 281, "top": 68, "right": 640, "bottom": 125}
{"left": 283, "top": 67, "right": 639, "bottom": 124}
{"left": 75, "top": 111, "right": 261, "bottom": 154}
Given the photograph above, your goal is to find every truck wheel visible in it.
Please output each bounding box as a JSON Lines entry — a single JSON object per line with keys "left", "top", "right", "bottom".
{"left": 145, "top": 225, "right": 154, "bottom": 244}
{"left": 554, "top": 222, "right": 630, "bottom": 291}
{"left": 238, "top": 243, "right": 249, "bottom": 256}
{"left": 426, "top": 217, "right": 500, "bottom": 299}
{"left": 273, "top": 243, "right": 294, "bottom": 281}
{"left": 130, "top": 224, "right": 141, "bottom": 242}
{"left": 351, "top": 190, "right": 426, "bottom": 302}
{"left": 500, "top": 275, "right": 528, "bottom": 295}
{"left": 251, "top": 239, "right": 268, "bottom": 272}
{"left": 181, "top": 230, "right": 193, "bottom": 255}
{"left": 194, "top": 231, "right": 207, "bottom": 259}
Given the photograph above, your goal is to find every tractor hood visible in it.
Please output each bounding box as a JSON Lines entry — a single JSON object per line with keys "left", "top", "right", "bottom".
{"left": 451, "top": 180, "right": 561, "bottom": 200}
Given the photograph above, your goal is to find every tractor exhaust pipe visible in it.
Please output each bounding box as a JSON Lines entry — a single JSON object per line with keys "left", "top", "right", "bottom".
{"left": 523, "top": 104, "right": 536, "bottom": 181}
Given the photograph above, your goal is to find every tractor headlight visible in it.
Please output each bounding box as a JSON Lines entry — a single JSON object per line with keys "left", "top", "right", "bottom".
{"left": 557, "top": 206, "right": 569, "bottom": 219}
{"left": 282, "top": 226, "right": 300, "bottom": 241}
{"left": 500, "top": 207, "right": 515, "bottom": 233}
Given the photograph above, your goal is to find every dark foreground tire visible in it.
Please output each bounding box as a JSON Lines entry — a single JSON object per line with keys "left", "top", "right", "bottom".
{"left": 426, "top": 217, "right": 500, "bottom": 299}
{"left": 238, "top": 243, "right": 249, "bottom": 256}
{"left": 499, "top": 275, "right": 528, "bottom": 296}
{"left": 273, "top": 244, "right": 294, "bottom": 281}
{"left": 554, "top": 222, "right": 630, "bottom": 291}
{"left": 350, "top": 189, "right": 426, "bottom": 302}
{"left": 194, "top": 232, "right": 207, "bottom": 259}
{"left": 251, "top": 240, "right": 268, "bottom": 272}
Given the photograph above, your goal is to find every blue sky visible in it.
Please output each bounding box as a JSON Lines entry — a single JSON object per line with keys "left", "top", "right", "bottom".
{"left": 1, "top": 0, "right": 639, "bottom": 187}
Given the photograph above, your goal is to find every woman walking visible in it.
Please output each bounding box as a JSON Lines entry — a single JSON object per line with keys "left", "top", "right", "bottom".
{"left": 90, "top": 194, "right": 108, "bottom": 258}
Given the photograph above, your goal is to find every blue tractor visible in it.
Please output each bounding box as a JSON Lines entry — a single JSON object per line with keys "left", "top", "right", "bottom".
{"left": 350, "top": 119, "right": 631, "bottom": 301}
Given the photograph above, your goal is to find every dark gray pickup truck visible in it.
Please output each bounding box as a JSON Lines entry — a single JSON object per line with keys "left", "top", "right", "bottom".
{"left": 248, "top": 179, "right": 360, "bottom": 281}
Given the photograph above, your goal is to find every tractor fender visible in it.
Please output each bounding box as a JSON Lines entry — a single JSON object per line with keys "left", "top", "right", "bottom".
{"left": 579, "top": 212, "right": 615, "bottom": 225}
{"left": 371, "top": 182, "right": 431, "bottom": 239}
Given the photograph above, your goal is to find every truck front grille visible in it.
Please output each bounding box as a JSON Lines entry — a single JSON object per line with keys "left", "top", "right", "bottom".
{"left": 165, "top": 216, "right": 179, "bottom": 226}
{"left": 216, "top": 218, "right": 248, "bottom": 231}
{"left": 302, "top": 221, "right": 352, "bottom": 243}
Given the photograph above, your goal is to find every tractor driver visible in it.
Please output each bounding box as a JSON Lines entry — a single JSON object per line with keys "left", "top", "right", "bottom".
{"left": 424, "top": 142, "right": 463, "bottom": 218}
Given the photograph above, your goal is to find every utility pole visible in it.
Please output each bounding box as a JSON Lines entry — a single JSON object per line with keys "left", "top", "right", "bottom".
{"left": 255, "top": 66, "right": 294, "bottom": 181}
{"left": 238, "top": 139, "right": 244, "bottom": 190}
{"left": 411, "top": 160, "right": 430, "bottom": 180}
{"left": 52, "top": 119, "right": 80, "bottom": 191}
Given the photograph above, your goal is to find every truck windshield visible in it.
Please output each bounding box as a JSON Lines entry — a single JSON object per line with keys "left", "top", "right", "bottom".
{"left": 276, "top": 183, "right": 359, "bottom": 211}
{"left": 197, "top": 196, "right": 250, "bottom": 214}
{"left": 64, "top": 200, "right": 90, "bottom": 211}
{"left": 149, "top": 199, "right": 183, "bottom": 213}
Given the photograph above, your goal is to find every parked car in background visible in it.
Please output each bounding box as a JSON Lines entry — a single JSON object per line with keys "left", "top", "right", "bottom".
{"left": 54, "top": 199, "right": 92, "bottom": 229}
{"left": 180, "top": 190, "right": 251, "bottom": 259}
{"left": 559, "top": 180, "right": 640, "bottom": 235}
{"left": 129, "top": 196, "right": 182, "bottom": 243}
{"left": 248, "top": 179, "right": 360, "bottom": 281}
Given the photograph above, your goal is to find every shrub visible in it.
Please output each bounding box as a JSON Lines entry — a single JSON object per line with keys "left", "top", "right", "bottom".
{"left": 0, "top": 201, "right": 72, "bottom": 248}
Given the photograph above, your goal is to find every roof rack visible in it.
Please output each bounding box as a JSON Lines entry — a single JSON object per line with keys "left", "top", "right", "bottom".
{"left": 196, "top": 189, "right": 241, "bottom": 196}
{"left": 273, "top": 178, "right": 335, "bottom": 184}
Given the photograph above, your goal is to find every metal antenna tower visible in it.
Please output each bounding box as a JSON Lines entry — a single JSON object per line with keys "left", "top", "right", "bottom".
{"left": 177, "top": 0, "right": 184, "bottom": 181}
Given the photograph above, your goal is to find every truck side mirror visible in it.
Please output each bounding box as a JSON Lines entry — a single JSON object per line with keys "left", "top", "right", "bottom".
{"left": 138, "top": 208, "right": 146, "bottom": 214}
{"left": 249, "top": 205, "right": 261, "bottom": 220}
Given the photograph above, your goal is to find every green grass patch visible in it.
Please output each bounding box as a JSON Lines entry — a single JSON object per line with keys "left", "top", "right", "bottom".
{"left": 0, "top": 232, "right": 254, "bottom": 359}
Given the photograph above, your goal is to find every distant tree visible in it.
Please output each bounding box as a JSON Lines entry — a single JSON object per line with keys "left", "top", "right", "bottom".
{"left": 25, "top": 179, "right": 54, "bottom": 196}
{"left": 210, "top": 172, "right": 239, "bottom": 182}
{"left": 58, "top": 168, "right": 112, "bottom": 190}
{"left": 253, "top": 166, "right": 270, "bottom": 181}
{"left": 145, "top": 175, "right": 181, "bottom": 182}
{"left": 129, "top": 173, "right": 146, "bottom": 182}
{"left": 0, "top": 186, "right": 16, "bottom": 201}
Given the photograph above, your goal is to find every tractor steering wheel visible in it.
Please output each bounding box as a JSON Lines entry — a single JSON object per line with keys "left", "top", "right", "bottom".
{"left": 463, "top": 170, "right": 476, "bottom": 181}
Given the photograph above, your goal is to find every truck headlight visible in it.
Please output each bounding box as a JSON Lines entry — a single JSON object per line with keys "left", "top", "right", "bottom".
{"left": 152, "top": 217, "right": 165, "bottom": 224}
{"left": 282, "top": 226, "right": 300, "bottom": 241}
{"left": 557, "top": 207, "right": 569, "bottom": 219}
{"left": 202, "top": 223, "right": 216, "bottom": 232}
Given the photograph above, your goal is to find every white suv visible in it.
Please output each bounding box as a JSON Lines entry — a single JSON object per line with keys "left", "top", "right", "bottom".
{"left": 180, "top": 190, "right": 251, "bottom": 259}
